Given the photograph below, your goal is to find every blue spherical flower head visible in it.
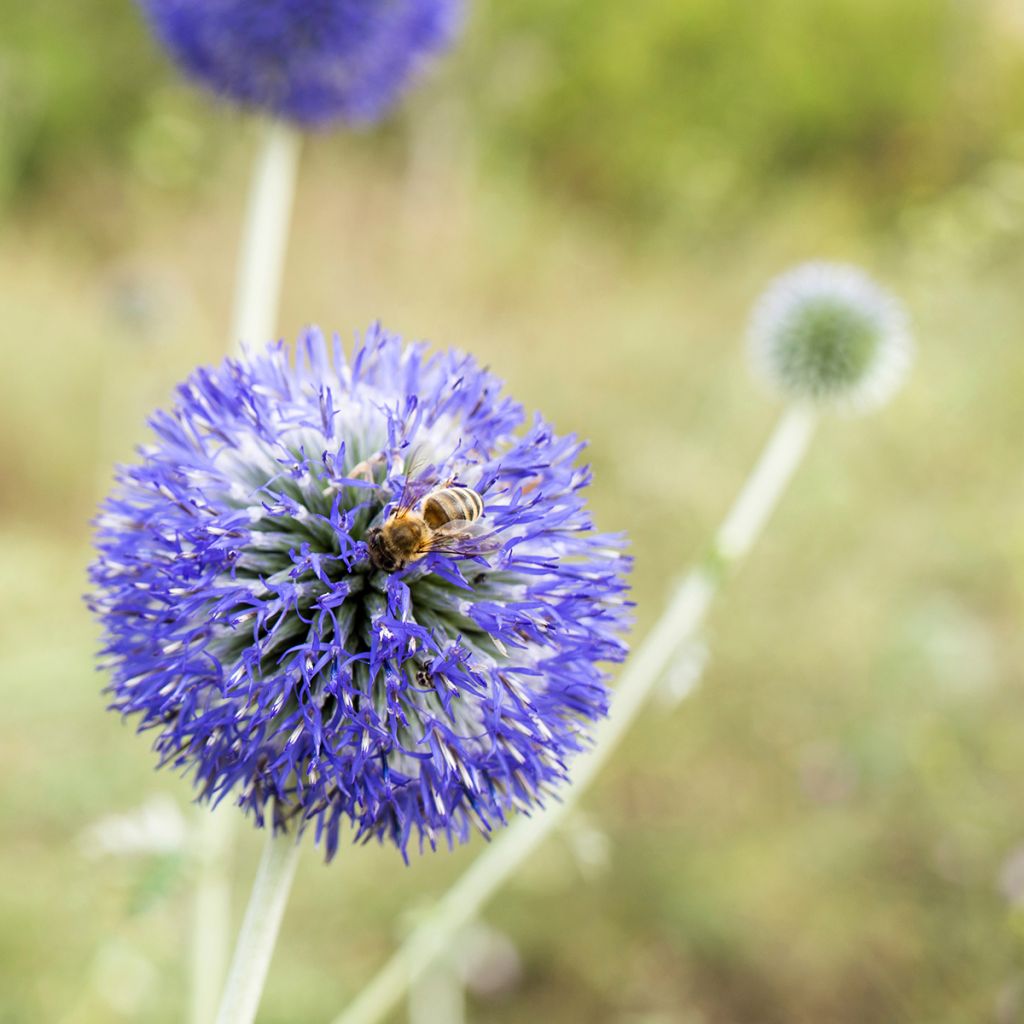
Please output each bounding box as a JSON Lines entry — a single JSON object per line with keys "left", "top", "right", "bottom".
{"left": 137, "top": 0, "right": 463, "bottom": 126}
{"left": 90, "top": 328, "right": 631, "bottom": 859}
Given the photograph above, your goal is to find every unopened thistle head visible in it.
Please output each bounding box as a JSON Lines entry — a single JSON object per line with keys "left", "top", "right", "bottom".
{"left": 137, "top": 0, "right": 463, "bottom": 126}
{"left": 89, "top": 328, "right": 630, "bottom": 859}
{"left": 748, "top": 262, "right": 913, "bottom": 413}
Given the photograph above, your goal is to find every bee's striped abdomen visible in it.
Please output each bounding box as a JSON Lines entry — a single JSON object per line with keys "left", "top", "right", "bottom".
{"left": 422, "top": 486, "right": 483, "bottom": 529}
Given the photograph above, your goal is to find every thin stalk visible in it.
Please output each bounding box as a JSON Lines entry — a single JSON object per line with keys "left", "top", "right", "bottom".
{"left": 331, "top": 402, "right": 818, "bottom": 1024}
{"left": 189, "top": 806, "right": 234, "bottom": 1024}
{"left": 214, "top": 829, "right": 301, "bottom": 1024}
{"left": 229, "top": 119, "right": 302, "bottom": 351}
{"left": 408, "top": 952, "right": 465, "bottom": 1024}
{"left": 190, "top": 117, "right": 302, "bottom": 1024}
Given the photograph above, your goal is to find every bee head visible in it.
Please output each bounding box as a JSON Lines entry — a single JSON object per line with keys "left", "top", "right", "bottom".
{"left": 366, "top": 526, "right": 401, "bottom": 573}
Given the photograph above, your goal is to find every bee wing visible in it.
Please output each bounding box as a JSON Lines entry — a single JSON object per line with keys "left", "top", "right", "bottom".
{"left": 431, "top": 519, "right": 483, "bottom": 540}
{"left": 420, "top": 518, "right": 492, "bottom": 558}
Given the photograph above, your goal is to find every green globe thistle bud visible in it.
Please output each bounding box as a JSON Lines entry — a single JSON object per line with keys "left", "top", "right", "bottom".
{"left": 747, "top": 262, "right": 913, "bottom": 413}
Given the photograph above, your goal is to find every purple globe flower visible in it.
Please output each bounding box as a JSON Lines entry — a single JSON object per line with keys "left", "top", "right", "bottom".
{"left": 90, "top": 327, "right": 631, "bottom": 859}
{"left": 137, "top": 0, "right": 464, "bottom": 126}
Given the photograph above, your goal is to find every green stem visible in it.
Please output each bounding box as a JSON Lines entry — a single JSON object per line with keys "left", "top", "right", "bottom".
{"left": 230, "top": 119, "right": 302, "bottom": 351}
{"left": 214, "top": 829, "right": 301, "bottom": 1024}
{"left": 330, "top": 403, "right": 818, "bottom": 1024}
{"left": 189, "top": 118, "right": 302, "bottom": 1023}
{"left": 189, "top": 805, "right": 234, "bottom": 1024}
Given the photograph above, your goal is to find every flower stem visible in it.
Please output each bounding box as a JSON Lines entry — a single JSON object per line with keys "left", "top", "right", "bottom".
{"left": 189, "top": 805, "right": 234, "bottom": 1024}
{"left": 214, "top": 829, "right": 301, "bottom": 1024}
{"left": 330, "top": 402, "right": 818, "bottom": 1024}
{"left": 189, "top": 117, "right": 302, "bottom": 1024}
{"left": 408, "top": 950, "right": 465, "bottom": 1024}
{"left": 230, "top": 119, "right": 302, "bottom": 351}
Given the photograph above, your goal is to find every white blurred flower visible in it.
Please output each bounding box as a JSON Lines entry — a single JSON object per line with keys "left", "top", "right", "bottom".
{"left": 657, "top": 639, "right": 709, "bottom": 709}
{"left": 748, "top": 262, "right": 913, "bottom": 413}
{"left": 78, "top": 795, "right": 187, "bottom": 858}
{"left": 455, "top": 923, "right": 522, "bottom": 999}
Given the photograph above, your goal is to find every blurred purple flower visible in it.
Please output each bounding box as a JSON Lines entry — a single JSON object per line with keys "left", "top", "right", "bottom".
{"left": 90, "top": 327, "right": 630, "bottom": 859}
{"left": 137, "top": 0, "right": 464, "bottom": 126}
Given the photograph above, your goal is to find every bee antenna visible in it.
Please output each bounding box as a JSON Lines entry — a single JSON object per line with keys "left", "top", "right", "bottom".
{"left": 396, "top": 443, "right": 427, "bottom": 512}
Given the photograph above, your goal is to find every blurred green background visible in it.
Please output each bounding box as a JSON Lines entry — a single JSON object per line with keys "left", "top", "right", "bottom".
{"left": 3, "top": 0, "right": 1024, "bottom": 1022}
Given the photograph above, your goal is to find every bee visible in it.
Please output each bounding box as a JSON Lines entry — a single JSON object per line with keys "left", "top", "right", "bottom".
{"left": 367, "top": 484, "right": 485, "bottom": 573}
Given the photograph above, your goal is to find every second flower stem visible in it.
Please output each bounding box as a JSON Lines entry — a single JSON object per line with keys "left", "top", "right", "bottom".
{"left": 214, "top": 828, "right": 301, "bottom": 1024}
{"left": 331, "top": 402, "right": 818, "bottom": 1024}
{"left": 230, "top": 119, "right": 302, "bottom": 351}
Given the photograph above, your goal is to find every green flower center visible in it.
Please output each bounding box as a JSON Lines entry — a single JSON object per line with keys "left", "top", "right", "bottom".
{"left": 777, "top": 298, "right": 880, "bottom": 397}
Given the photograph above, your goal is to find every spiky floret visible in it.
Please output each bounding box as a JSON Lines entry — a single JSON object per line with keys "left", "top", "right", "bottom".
{"left": 747, "top": 262, "right": 913, "bottom": 413}
{"left": 136, "top": 0, "right": 463, "bottom": 126}
{"left": 89, "top": 327, "right": 631, "bottom": 859}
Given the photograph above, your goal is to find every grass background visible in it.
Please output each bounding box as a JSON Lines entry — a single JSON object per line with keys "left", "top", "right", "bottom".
{"left": 3, "top": 1, "right": 1024, "bottom": 1022}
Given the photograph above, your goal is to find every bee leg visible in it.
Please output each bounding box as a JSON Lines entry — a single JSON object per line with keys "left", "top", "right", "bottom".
{"left": 325, "top": 451, "right": 387, "bottom": 497}
{"left": 349, "top": 451, "right": 387, "bottom": 482}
